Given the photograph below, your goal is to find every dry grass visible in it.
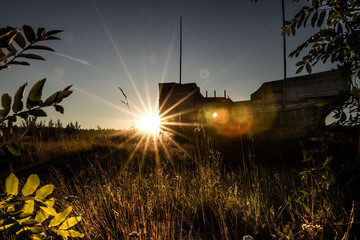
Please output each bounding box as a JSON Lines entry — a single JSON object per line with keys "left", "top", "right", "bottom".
{"left": 1, "top": 129, "right": 357, "bottom": 239}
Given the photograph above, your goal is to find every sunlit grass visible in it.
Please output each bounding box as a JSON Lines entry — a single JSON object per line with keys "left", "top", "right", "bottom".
{"left": 43, "top": 134, "right": 354, "bottom": 240}
{"left": 0, "top": 9, "right": 355, "bottom": 238}
{"left": 1, "top": 127, "right": 356, "bottom": 240}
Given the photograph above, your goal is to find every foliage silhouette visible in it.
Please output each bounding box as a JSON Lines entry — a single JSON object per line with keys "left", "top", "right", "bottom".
{"left": 0, "top": 25, "right": 62, "bottom": 70}
{"left": 253, "top": 0, "right": 359, "bottom": 125}
{"left": 0, "top": 25, "right": 72, "bottom": 156}
{"left": 281, "top": 0, "right": 359, "bottom": 125}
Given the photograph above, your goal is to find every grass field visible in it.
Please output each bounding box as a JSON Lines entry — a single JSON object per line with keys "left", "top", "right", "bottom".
{"left": 1, "top": 126, "right": 359, "bottom": 239}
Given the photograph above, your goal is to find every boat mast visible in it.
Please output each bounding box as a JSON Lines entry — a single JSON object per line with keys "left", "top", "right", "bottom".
{"left": 282, "top": 0, "right": 287, "bottom": 80}
{"left": 179, "top": 16, "right": 182, "bottom": 84}
{"left": 282, "top": 0, "right": 287, "bottom": 105}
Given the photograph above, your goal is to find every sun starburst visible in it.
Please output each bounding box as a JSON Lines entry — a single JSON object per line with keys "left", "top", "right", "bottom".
{"left": 138, "top": 111, "right": 161, "bottom": 135}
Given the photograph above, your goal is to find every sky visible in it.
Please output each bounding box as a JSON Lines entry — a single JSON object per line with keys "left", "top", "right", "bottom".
{"left": 1, "top": 0, "right": 335, "bottom": 129}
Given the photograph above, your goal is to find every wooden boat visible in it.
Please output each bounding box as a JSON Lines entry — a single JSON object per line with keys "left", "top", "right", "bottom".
{"left": 158, "top": 16, "right": 350, "bottom": 141}
{"left": 158, "top": 70, "right": 350, "bottom": 141}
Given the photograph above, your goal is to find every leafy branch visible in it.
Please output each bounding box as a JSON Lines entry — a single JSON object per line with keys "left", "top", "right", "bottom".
{"left": 0, "top": 79, "right": 72, "bottom": 156}
{"left": 251, "top": 0, "right": 359, "bottom": 125}
{"left": 0, "top": 79, "right": 72, "bottom": 124}
{"left": 0, "top": 173, "right": 83, "bottom": 240}
{"left": 0, "top": 25, "right": 62, "bottom": 71}
{"left": 0, "top": 25, "right": 73, "bottom": 156}
{"left": 281, "top": 0, "right": 359, "bottom": 78}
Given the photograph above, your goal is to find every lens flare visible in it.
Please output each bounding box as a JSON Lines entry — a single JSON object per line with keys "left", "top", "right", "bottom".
{"left": 200, "top": 68, "right": 210, "bottom": 79}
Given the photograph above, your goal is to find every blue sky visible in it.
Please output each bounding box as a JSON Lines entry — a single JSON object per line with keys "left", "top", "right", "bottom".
{"left": 1, "top": 0, "right": 335, "bottom": 129}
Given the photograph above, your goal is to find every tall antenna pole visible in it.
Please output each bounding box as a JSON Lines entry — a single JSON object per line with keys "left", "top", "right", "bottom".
{"left": 179, "top": 16, "right": 182, "bottom": 84}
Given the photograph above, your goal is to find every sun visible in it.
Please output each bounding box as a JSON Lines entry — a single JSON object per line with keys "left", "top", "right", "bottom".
{"left": 138, "top": 111, "right": 161, "bottom": 134}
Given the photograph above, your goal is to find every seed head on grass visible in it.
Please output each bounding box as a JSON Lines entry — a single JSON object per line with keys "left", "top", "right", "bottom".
{"left": 243, "top": 235, "right": 255, "bottom": 240}
{"left": 128, "top": 231, "right": 140, "bottom": 238}
{"left": 64, "top": 195, "right": 79, "bottom": 202}
{"left": 301, "top": 223, "right": 322, "bottom": 236}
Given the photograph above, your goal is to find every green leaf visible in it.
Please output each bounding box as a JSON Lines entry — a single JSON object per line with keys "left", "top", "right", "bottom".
{"left": 43, "top": 91, "right": 60, "bottom": 105}
{"left": 21, "top": 219, "right": 39, "bottom": 226}
{"left": 9, "top": 61, "right": 30, "bottom": 66}
{"left": 305, "top": 62, "right": 312, "bottom": 73}
{"left": 18, "top": 213, "right": 33, "bottom": 219}
{"left": 7, "top": 43, "right": 17, "bottom": 54}
{"left": 1, "top": 52, "right": 16, "bottom": 64}
{"left": 311, "top": 11, "right": 318, "bottom": 28}
{"left": 318, "top": 9, "right": 326, "bottom": 28}
{"left": 35, "top": 184, "right": 54, "bottom": 199}
{"left": 13, "top": 31, "right": 26, "bottom": 49}
{"left": 28, "top": 227, "right": 44, "bottom": 234}
{"left": 20, "top": 200, "right": 35, "bottom": 218}
{"left": 56, "top": 90, "right": 73, "bottom": 103}
{"left": 296, "top": 65, "right": 304, "bottom": 74}
{"left": 297, "top": 13, "right": 304, "bottom": 29}
{"left": 16, "top": 196, "right": 34, "bottom": 201}
{"left": 22, "top": 174, "right": 40, "bottom": 196}
{"left": 0, "top": 48, "right": 6, "bottom": 58}
{"left": 55, "top": 105, "right": 64, "bottom": 114}
{"left": 26, "top": 45, "right": 55, "bottom": 52}
{"left": 37, "top": 28, "right": 45, "bottom": 38}
{"left": 0, "top": 93, "right": 12, "bottom": 118}
{"left": 5, "top": 173, "right": 19, "bottom": 196}
{"left": 28, "top": 109, "right": 47, "bottom": 117}
{"left": 0, "top": 222, "right": 15, "bottom": 231}
{"left": 35, "top": 208, "right": 50, "bottom": 222}
{"left": 18, "top": 112, "right": 29, "bottom": 120}
{"left": 304, "top": 14, "right": 310, "bottom": 28}
{"left": 337, "top": 22, "right": 343, "bottom": 33}
{"left": 59, "top": 216, "right": 82, "bottom": 230}
{"left": 26, "top": 79, "right": 46, "bottom": 109}
{"left": 291, "top": 24, "right": 296, "bottom": 36}
{"left": 32, "top": 236, "right": 43, "bottom": 240}
{"left": 12, "top": 83, "right": 27, "bottom": 113}
{"left": 295, "top": 60, "right": 305, "bottom": 67}
{"left": 63, "top": 85, "right": 73, "bottom": 91}
{"left": 68, "top": 230, "right": 84, "bottom": 238}
{"left": 45, "top": 30, "right": 63, "bottom": 36}
{"left": 19, "top": 53, "right": 45, "bottom": 61}
{"left": 49, "top": 206, "right": 72, "bottom": 227}
{"left": 40, "top": 36, "right": 60, "bottom": 41}
{"left": 55, "top": 229, "right": 69, "bottom": 240}
{"left": 22, "top": 25, "right": 36, "bottom": 43}
{"left": 39, "top": 205, "right": 57, "bottom": 216}
{"left": 44, "top": 198, "right": 55, "bottom": 208}
{"left": 7, "top": 142, "right": 21, "bottom": 156}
